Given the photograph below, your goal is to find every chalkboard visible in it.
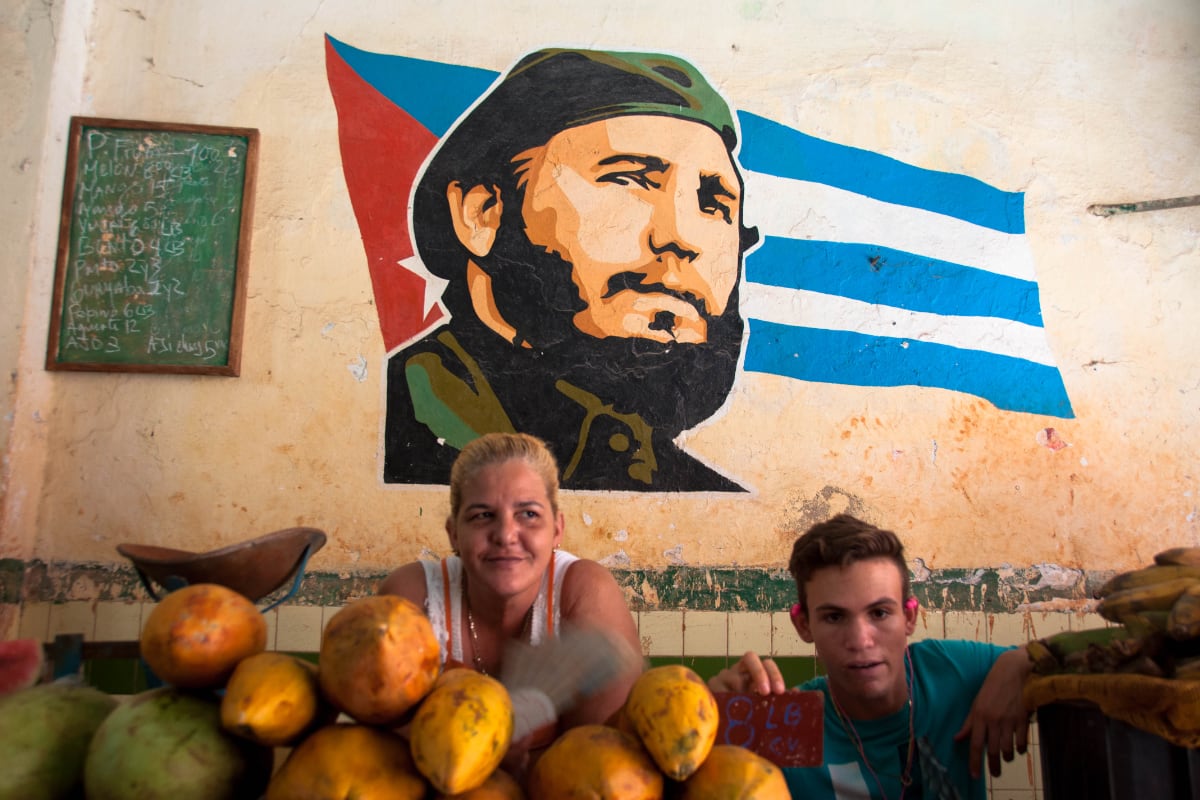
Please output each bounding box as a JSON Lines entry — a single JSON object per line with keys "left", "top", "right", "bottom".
{"left": 46, "top": 117, "right": 259, "bottom": 375}
{"left": 713, "top": 690, "right": 825, "bottom": 767}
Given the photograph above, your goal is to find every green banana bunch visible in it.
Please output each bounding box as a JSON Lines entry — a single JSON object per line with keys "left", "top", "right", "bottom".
{"left": 1119, "top": 610, "right": 1170, "bottom": 639}
{"left": 1168, "top": 583, "right": 1200, "bottom": 640}
{"left": 1026, "top": 627, "right": 1146, "bottom": 676}
{"left": 1031, "top": 547, "right": 1200, "bottom": 679}
{"left": 1094, "top": 564, "right": 1200, "bottom": 598}
{"left": 1096, "top": 577, "right": 1200, "bottom": 623}
{"left": 1155, "top": 547, "right": 1200, "bottom": 568}
{"left": 1173, "top": 655, "right": 1200, "bottom": 679}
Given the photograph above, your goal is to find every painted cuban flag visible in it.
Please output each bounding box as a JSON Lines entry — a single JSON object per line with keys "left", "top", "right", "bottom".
{"left": 737, "top": 113, "right": 1071, "bottom": 417}
{"left": 325, "top": 36, "right": 1073, "bottom": 419}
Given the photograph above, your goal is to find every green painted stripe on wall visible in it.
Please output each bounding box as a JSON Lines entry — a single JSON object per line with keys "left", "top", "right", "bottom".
{"left": 0, "top": 558, "right": 23, "bottom": 604}
{"left": 5, "top": 559, "right": 1109, "bottom": 612}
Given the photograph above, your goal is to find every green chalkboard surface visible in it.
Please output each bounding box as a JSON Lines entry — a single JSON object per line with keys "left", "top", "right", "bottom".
{"left": 46, "top": 117, "right": 259, "bottom": 375}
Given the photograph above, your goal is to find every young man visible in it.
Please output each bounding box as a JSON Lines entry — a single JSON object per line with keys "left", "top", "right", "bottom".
{"left": 710, "top": 514, "right": 1033, "bottom": 799}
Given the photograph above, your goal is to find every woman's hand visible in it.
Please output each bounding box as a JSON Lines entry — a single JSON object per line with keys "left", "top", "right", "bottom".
{"left": 556, "top": 560, "right": 645, "bottom": 730}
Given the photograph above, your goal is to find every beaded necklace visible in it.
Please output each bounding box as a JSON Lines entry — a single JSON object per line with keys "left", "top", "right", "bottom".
{"left": 828, "top": 647, "right": 917, "bottom": 800}
{"left": 462, "top": 579, "right": 532, "bottom": 676}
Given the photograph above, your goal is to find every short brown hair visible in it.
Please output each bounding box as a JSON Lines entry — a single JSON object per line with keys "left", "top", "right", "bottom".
{"left": 788, "top": 514, "right": 911, "bottom": 611}
{"left": 448, "top": 432, "right": 561, "bottom": 518}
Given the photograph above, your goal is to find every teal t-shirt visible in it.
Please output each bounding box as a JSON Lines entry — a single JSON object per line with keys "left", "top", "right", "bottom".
{"left": 784, "top": 639, "right": 1010, "bottom": 799}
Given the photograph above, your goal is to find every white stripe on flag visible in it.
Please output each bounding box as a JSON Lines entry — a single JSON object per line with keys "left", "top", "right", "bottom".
{"left": 743, "top": 172, "right": 1036, "bottom": 282}
{"left": 740, "top": 283, "right": 1059, "bottom": 367}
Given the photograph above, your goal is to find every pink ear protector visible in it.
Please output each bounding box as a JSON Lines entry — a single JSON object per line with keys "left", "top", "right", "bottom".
{"left": 789, "top": 596, "right": 918, "bottom": 618}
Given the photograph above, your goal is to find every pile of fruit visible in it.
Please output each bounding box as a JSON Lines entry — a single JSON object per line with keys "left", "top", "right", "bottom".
{"left": 1027, "top": 546, "right": 1200, "bottom": 678}
{"left": 0, "top": 583, "right": 789, "bottom": 799}
{"left": 537, "top": 663, "right": 789, "bottom": 799}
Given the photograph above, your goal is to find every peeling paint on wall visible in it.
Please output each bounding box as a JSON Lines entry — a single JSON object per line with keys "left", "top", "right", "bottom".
{"left": 4, "top": 558, "right": 1101, "bottom": 614}
{"left": 1036, "top": 427, "right": 1069, "bottom": 451}
{"left": 347, "top": 355, "right": 368, "bottom": 382}
{"left": 661, "top": 545, "right": 683, "bottom": 565}
{"left": 600, "top": 550, "right": 631, "bottom": 568}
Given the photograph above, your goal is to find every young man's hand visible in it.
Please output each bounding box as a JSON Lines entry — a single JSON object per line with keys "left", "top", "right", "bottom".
{"left": 954, "top": 646, "right": 1035, "bottom": 778}
{"left": 707, "top": 651, "right": 788, "bottom": 695}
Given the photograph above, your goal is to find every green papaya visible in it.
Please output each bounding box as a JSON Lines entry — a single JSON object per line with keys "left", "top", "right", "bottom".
{"left": 84, "top": 687, "right": 272, "bottom": 800}
{"left": 0, "top": 681, "right": 118, "bottom": 800}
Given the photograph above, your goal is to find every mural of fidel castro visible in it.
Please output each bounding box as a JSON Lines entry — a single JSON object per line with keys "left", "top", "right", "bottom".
{"left": 385, "top": 49, "right": 759, "bottom": 491}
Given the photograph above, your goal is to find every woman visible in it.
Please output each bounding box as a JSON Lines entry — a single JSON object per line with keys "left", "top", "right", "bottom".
{"left": 378, "top": 432, "right": 642, "bottom": 745}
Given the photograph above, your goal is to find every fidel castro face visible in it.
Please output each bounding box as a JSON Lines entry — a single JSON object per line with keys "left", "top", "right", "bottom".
{"left": 514, "top": 115, "right": 744, "bottom": 345}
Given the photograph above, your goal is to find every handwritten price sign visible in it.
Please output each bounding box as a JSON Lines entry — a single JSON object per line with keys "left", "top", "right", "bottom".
{"left": 712, "top": 690, "right": 824, "bottom": 767}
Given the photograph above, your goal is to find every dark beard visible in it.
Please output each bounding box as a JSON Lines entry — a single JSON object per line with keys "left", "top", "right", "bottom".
{"left": 473, "top": 218, "right": 745, "bottom": 436}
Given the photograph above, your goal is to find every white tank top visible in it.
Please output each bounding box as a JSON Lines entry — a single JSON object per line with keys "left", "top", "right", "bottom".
{"left": 420, "top": 550, "right": 579, "bottom": 665}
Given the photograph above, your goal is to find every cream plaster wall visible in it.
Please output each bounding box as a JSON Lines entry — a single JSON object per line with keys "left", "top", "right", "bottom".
{"left": 3, "top": 1, "right": 1200, "bottom": 598}
{"left": 1, "top": 2, "right": 65, "bottom": 551}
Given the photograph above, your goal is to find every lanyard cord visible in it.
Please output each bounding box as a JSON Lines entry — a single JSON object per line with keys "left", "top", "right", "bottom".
{"left": 829, "top": 647, "right": 916, "bottom": 800}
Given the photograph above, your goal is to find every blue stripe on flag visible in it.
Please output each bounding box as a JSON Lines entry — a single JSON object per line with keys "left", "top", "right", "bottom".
{"left": 744, "top": 320, "right": 1074, "bottom": 417}
{"left": 327, "top": 36, "right": 497, "bottom": 136}
{"left": 745, "top": 237, "right": 1044, "bottom": 326}
{"left": 736, "top": 111, "right": 1025, "bottom": 234}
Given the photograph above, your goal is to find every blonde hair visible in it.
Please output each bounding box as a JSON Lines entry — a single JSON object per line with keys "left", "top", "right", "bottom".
{"left": 448, "top": 433, "right": 561, "bottom": 518}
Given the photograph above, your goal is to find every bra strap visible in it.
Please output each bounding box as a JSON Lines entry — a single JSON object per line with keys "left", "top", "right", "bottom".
{"left": 441, "top": 558, "right": 453, "bottom": 645}
{"left": 546, "top": 550, "right": 557, "bottom": 638}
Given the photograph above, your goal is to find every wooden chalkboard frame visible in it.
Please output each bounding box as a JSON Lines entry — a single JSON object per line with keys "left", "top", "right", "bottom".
{"left": 46, "top": 117, "right": 259, "bottom": 375}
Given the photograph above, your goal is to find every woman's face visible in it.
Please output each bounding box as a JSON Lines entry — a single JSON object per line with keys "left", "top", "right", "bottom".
{"left": 447, "top": 458, "right": 564, "bottom": 601}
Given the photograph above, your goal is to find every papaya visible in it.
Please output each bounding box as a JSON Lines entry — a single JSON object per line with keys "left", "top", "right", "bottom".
{"left": 84, "top": 686, "right": 272, "bottom": 800}
{"left": 319, "top": 594, "right": 441, "bottom": 725}
{"left": 410, "top": 668, "right": 514, "bottom": 795}
{"left": 0, "top": 682, "right": 117, "bottom": 800}
{"left": 435, "top": 768, "right": 525, "bottom": 799}
{"left": 623, "top": 664, "right": 719, "bottom": 780}
{"left": 140, "top": 582, "right": 268, "bottom": 689}
{"left": 677, "top": 744, "right": 790, "bottom": 799}
{"left": 220, "top": 651, "right": 334, "bottom": 747}
{"left": 527, "top": 724, "right": 663, "bottom": 799}
{"left": 608, "top": 701, "right": 642, "bottom": 740}
{"left": 266, "top": 722, "right": 428, "bottom": 800}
